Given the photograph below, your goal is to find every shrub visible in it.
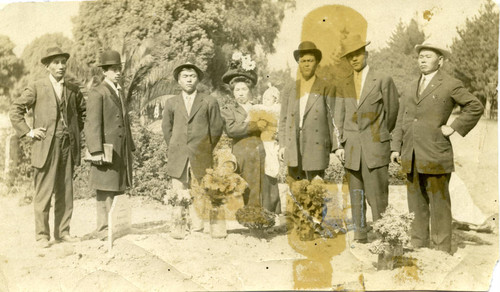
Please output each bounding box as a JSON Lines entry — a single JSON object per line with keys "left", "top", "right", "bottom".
{"left": 236, "top": 206, "right": 276, "bottom": 230}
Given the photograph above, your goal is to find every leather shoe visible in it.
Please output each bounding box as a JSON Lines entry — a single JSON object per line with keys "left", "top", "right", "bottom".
{"left": 37, "top": 238, "right": 50, "bottom": 248}
{"left": 57, "top": 235, "right": 80, "bottom": 243}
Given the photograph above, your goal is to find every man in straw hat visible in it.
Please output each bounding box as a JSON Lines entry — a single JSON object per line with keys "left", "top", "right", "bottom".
{"left": 162, "top": 62, "right": 223, "bottom": 232}
{"left": 278, "top": 41, "right": 337, "bottom": 180}
{"left": 334, "top": 35, "right": 400, "bottom": 243}
{"left": 85, "top": 50, "right": 135, "bottom": 240}
{"left": 10, "top": 46, "right": 86, "bottom": 248}
{"left": 390, "top": 42, "right": 483, "bottom": 253}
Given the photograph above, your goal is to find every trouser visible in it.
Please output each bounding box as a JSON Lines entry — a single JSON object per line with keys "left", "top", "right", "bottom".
{"left": 33, "top": 134, "right": 73, "bottom": 241}
{"left": 96, "top": 190, "right": 122, "bottom": 232}
{"left": 171, "top": 160, "right": 205, "bottom": 230}
{"left": 407, "top": 157, "right": 452, "bottom": 253}
{"left": 346, "top": 152, "right": 389, "bottom": 240}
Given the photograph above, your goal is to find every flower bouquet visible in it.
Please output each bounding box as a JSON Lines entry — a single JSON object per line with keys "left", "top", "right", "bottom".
{"left": 236, "top": 206, "right": 276, "bottom": 238}
{"left": 368, "top": 206, "right": 414, "bottom": 270}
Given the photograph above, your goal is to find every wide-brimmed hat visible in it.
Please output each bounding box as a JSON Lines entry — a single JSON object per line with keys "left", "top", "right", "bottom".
{"left": 293, "top": 41, "right": 322, "bottom": 62}
{"left": 221, "top": 69, "right": 258, "bottom": 86}
{"left": 415, "top": 42, "right": 450, "bottom": 58}
{"left": 40, "top": 47, "right": 70, "bottom": 65}
{"left": 173, "top": 62, "right": 204, "bottom": 81}
{"left": 340, "top": 35, "right": 371, "bottom": 58}
{"left": 98, "top": 50, "right": 122, "bottom": 67}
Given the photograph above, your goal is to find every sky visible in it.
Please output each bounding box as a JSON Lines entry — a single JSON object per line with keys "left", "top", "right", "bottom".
{"left": 0, "top": 0, "right": 496, "bottom": 71}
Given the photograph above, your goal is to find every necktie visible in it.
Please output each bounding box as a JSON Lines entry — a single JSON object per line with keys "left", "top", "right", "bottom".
{"left": 186, "top": 95, "right": 193, "bottom": 115}
{"left": 354, "top": 72, "right": 362, "bottom": 103}
{"left": 419, "top": 76, "right": 427, "bottom": 96}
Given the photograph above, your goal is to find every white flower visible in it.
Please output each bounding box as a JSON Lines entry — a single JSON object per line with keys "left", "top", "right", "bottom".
{"left": 241, "top": 56, "right": 256, "bottom": 71}
{"left": 232, "top": 52, "right": 243, "bottom": 61}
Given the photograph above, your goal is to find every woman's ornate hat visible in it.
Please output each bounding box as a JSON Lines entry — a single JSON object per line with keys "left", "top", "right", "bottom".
{"left": 222, "top": 52, "right": 258, "bottom": 85}
{"left": 173, "top": 62, "right": 204, "bottom": 81}
{"left": 40, "top": 47, "right": 70, "bottom": 64}
{"left": 293, "top": 41, "right": 322, "bottom": 62}
{"left": 340, "top": 35, "right": 371, "bottom": 58}
{"left": 415, "top": 42, "right": 450, "bottom": 58}
{"left": 98, "top": 50, "right": 122, "bottom": 67}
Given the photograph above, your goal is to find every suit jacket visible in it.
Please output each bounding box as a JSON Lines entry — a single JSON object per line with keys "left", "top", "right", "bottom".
{"left": 391, "top": 70, "right": 484, "bottom": 174}
{"left": 335, "top": 69, "right": 399, "bottom": 171}
{"left": 162, "top": 92, "right": 223, "bottom": 181}
{"left": 9, "top": 76, "right": 86, "bottom": 168}
{"left": 278, "top": 76, "right": 337, "bottom": 171}
{"left": 85, "top": 81, "right": 135, "bottom": 192}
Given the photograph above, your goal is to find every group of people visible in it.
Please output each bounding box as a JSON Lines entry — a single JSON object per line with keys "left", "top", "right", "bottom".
{"left": 10, "top": 32, "right": 484, "bottom": 255}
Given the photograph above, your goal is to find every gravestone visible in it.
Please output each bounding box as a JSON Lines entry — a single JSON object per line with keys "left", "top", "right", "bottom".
{"left": 108, "top": 195, "right": 132, "bottom": 252}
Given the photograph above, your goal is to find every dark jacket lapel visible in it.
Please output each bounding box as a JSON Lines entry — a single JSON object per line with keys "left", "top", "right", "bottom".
{"left": 103, "top": 82, "right": 123, "bottom": 111}
{"left": 357, "top": 69, "right": 376, "bottom": 108}
{"left": 417, "top": 70, "right": 443, "bottom": 104}
{"left": 188, "top": 92, "right": 204, "bottom": 122}
{"left": 303, "top": 77, "right": 321, "bottom": 116}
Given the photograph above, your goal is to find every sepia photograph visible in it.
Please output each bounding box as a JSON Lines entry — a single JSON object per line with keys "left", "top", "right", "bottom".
{"left": 0, "top": 0, "right": 498, "bottom": 290}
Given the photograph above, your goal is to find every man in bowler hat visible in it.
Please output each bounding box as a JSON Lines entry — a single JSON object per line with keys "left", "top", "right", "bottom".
{"left": 334, "top": 35, "right": 400, "bottom": 243}
{"left": 391, "top": 43, "right": 483, "bottom": 253}
{"left": 162, "top": 63, "right": 223, "bottom": 231}
{"left": 278, "top": 41, "right": 338, "bottom": 180}
{"left": 85, "top": 50, "right": 135, "bottom": 239}
{"left": 10, "top": 47, "right": 86, "bottom": 248}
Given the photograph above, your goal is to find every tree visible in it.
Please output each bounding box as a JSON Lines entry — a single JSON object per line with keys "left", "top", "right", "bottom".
{"left": 71, "top": 0, "right": 293, "bottom": 113}
{"left": 0, "top": 35, "right": 24, "bottom": 96}
{"left": 370, "top": 18, "right": 426, "bottom": 96}
{"left": 450, "top": 0, "right": 498, "bottom": 118}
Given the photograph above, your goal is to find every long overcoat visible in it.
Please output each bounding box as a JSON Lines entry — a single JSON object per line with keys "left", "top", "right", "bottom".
{"left": 85, "top": 81, "right": 135, "bottom": 192}
{"left": 335, "top": 69, "right": 399, "bottom": 171}
{"left": 278, "top": 77, "right": 337, "bottom": 171}
{"left": 391, "top": 70, "right": 483, "bottom": 174}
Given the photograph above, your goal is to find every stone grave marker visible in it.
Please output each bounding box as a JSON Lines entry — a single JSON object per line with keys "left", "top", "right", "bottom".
{"left": 108, "top": 195, "right": 132, "bottom": 252}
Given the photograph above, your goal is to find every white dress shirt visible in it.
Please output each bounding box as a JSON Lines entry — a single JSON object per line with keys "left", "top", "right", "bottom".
{"left": 182, "top": 90, "right": 197, "bottom": 115}
{"left": 354, "top": 65, "right": 369, "bottom": 104}
{"left": 104, "top": 78, "right": 122, "bottom": 97}
{"left": 299, "top": 75, "right": 316, "bottom": 128}
{"left": 49, "top": 74, "right": 64, "bottom": 101}
{"left": 419, "top": 70, "right": 438, "bottom": 95}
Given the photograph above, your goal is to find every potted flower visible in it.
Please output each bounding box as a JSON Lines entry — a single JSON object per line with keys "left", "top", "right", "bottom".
{"left": 368, "top": 206, "right": 414, "bottom": 270}
{"left": 164, "top": 189, "right": 192, "bottom": 239}
{"left": 200, "top": 165, "right": 247, "bottom": 238}
{"left": 236, "top": 206, "right": 276, "bottom": 238}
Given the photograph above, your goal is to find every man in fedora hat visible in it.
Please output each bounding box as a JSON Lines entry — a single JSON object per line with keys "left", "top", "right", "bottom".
{"left": 10, "top": 46, "right": 86, "bottom": 248}
{"left": 391, "top": 42, "right": 483, "bottom": 253}
{"left": 334, "top": 35, "right": 400, "bottom": 243}
{"left": 85, "top": 50, "right": 135, "bottom": 239}
{"left": 162, "top": 62, "right": 223, "bottom": 231}
{"left": 278, "top": 41, "right": 337, "bottom": 180}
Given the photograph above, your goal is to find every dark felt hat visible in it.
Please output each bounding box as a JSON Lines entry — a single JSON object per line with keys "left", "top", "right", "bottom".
{"left": 293, "top": 41, "right": 322, "bottom": 62}
{"left": 221, "top": 69, "right": 258, "bottom": 86}
{"left": 40, "top": 47, "right": 70, "bottom": 64}
{"left": 415, "top": 42, "right": 450, "bottom": 58}
{"left": 98, "top": 50, "right": 122, "bottom": 67}
{"left": 173, "top": 62, "right": 204, "bottom": 81}
{"left": 340, "top": 35, "right": 371, "bottom": 58}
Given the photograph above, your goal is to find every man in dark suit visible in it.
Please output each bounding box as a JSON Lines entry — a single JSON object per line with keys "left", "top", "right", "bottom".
{"left": 334, "top": 35, "right": 400, "bottom": 243}
{"left": 85, "top": 50, "right": 135, "bottom": 239}
{"left": 391, "top": 43, "right": 484, "bottom": 253}
{"left": 162, "top": 63, "right": 223, "bottom": 230}
{"left": 10, "top": 47, "right": 86, "bottom": 248}
{"left": 278, "top": 41, "right": 337, "bottom": 180}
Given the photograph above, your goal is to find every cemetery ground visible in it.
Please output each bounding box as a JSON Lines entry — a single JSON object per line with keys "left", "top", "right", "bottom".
{"left": 0, "top": 116, "right": 498, "bottom": 291}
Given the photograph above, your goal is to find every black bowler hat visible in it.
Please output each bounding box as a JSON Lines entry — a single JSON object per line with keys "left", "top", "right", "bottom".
{"left": 98, "top": 50, "right": 122, "bottom": 67}
{"left": 40, "top": 47, "right": 70, "bottom": 65}
{"left": 173, "top": 62, "right": 204, "bottom": 81}
{"left": 293, "top": 41, "right": 322, "bottom": 62}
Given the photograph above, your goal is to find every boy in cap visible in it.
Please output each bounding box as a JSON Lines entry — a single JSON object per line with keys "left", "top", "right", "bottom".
{"left": 162, "top": 63, "right": 223, "bottom": 231}
{"left": 10, "top": 47, "right": 86, "bottom": 248}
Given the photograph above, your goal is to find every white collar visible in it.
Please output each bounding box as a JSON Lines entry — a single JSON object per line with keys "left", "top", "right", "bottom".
{"left": 104, "top": 78, "right": 121, "bottom": 92}
{"left": 354, "top": 65, "right": 369, "bottom": 78}
{"left": 182, "top": 90, "right": 197, "bottom": 99}
{"left": 421, "top": 69, "right": 438, "bottom": 81}
{"left": 49, "top": 74, "right": 64, "bottom": 86}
